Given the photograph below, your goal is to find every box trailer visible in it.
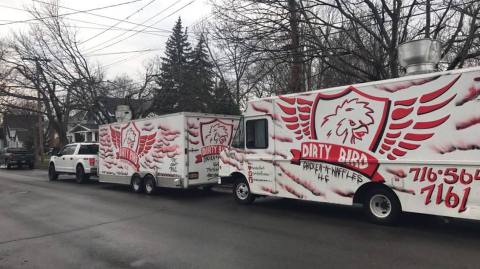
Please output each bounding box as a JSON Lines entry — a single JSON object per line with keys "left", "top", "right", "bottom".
{"left": 99, "top": 112, "right": 239, "bottom": 194}
{"left": 219, "top": 66, "right": 480, "bottom": 224}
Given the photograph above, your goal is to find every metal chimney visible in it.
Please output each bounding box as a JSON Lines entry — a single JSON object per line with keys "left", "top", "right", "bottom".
{"left": 115, "top": 105, "right": 132, "bottom": 122}
{"left": 398, "top": 39, "right": 441, "bottom": 75}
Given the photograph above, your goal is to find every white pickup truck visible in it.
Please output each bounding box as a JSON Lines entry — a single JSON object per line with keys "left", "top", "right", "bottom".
{"left": 48, "top": 143, "right": 99, "bottom": 183}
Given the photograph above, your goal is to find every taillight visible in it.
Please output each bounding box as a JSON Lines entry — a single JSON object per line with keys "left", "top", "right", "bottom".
{"left": 89, "top": 158, "right": 96, "bottom": 166}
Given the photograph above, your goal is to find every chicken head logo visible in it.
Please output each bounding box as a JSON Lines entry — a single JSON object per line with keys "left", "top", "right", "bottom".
{"left": 205, "top": 123, "right": 229, "bottom": 145}
{"left": 278, "top": 75, "right": 460, "bottom": 180}
{"left": 321, "top": 98, "right": 374, "bottom": 145}
{"left": 196, "top": 119, "right": 235, "bottom": 163}
{"left": 123, "top": 128, "right": 137, "bottom": 149}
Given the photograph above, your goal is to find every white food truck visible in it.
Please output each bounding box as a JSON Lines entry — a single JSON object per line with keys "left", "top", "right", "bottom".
{"left": 219, "top": 65, "right": 480, "bottom": 224}
{"left": 98, "top": 112, "right": 239, "bottom": 194}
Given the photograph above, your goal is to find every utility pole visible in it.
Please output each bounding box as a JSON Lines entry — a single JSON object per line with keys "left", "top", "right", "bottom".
{"left": 21, "top": 57, "right": 51, "bottom": 166}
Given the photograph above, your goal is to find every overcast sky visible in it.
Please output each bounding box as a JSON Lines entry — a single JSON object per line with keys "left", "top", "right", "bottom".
{"left": 0, "top": 0, "right": 211, "bottom": 80}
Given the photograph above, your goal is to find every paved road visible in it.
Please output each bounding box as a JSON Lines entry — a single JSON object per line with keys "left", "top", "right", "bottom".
{"left": 0, "top": 169, "right": 479, "bottom": 269}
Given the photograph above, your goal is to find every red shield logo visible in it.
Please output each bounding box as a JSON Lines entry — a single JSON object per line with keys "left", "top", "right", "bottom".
{"left": 196, "top": 119, "right": 234, "bottom": 163}
{"left": 311, "top": 86, "right": 390, "bottom": 152}
{"left": 110, "top": 122, "right": 157, "bottom": 171}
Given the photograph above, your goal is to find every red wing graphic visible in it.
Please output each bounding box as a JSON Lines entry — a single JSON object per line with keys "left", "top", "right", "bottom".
{"left": 378, "top": 75, "right": 460, "bottom": 160}
{"left": 110, "top": 127, "right": 121, "bottom": 149}
{"left": 278, "top": 96, "right": 313, "bottom": 140}
{"left": 137, "top": 132, "right": 157, "bottom": 157}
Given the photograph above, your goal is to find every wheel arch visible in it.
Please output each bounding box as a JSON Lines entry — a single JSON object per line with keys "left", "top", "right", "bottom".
{"left": 353, "top": 182, "right": 402, "bottom": 210}
{"left": 131, "top": 173, "right": 142, "bottom": 184}
{"left": 75, "top": 161, "right": 84, "bottom": 169}
{"left": 143, "top": 173, "right": 157, "bottom": 185}
{"left": 230, "top": 172, "right": 247, "bottom": 182}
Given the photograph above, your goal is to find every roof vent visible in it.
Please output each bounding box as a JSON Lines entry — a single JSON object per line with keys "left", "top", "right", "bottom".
{"left": 115, "top": 105, "right": 132, "bottom": 122}
{"left": 398, "top": 39, "right": 441, "bottom": 76}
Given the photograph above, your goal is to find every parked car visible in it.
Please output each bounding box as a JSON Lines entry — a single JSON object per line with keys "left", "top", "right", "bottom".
{"left": 0, "top": 148, "right": 35, "bottom": 169}
{"left": 48, "top": 143, "right": 99, "bottom": 183}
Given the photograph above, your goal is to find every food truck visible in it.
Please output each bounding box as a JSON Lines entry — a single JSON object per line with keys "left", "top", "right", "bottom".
{"left": 219, "top": 65, "right": 480, "bottom": 224}
{"left": 99, "top": 112, "right": 239, "bottom": 194}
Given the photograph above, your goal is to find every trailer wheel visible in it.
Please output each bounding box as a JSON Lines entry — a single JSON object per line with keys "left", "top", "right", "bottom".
{"left": 144, "top": 175, "right": 156, "bottom": 195}
{"left": 233, "top": 178, "right": 255, "bottom": 204}
{"left": 364, "top": 187, "right": 401, "bottom": 225}
{"left": 131, "top": 174, "right": 144, "bottom": 193}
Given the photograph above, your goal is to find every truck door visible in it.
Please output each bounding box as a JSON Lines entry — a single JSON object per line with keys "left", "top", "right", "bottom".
{"left": 58, "top": 144, "right": 76, "bottom": 173}
{"left": 244, "top": 116, "right": 276, "bottom": 194}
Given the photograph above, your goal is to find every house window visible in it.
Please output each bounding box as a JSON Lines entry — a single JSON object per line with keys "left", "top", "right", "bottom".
{"left": 246, "top": 119, "right": 268, "bottom": 149}
{"left": 74, "top": 133, "right": 85, "bottom": 142}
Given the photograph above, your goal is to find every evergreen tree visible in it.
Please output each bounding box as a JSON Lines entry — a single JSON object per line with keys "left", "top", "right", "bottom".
{"left": 212, "top": 79, "right": 240, "bottom": 115}
{"left": 154, "top": 18, "right": 240, "bottom": 115}
{"left": 189, "top": 35, "right": 214, "bottom": 113}
{"left": 154, "top": 17, "right": 192, "bottom": 114}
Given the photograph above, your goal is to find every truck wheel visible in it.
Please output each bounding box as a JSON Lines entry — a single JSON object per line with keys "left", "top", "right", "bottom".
{"left": 75, "top": 165, "right": 88, "bottom": 184}
{"left": 4, "top": 159, "right": 10, "bottom": 169}
{"left": 144, "top": 175, "right": 156, "bottom": 195}
{"left": 48, "top": 164, "right": 58, "bottom": 181}
{"left": 131, "top": 175, "right": 144, "bottom": 193}
{"left": 364, "top": 187, "right": 401, "bottom": 225}
{"left": 233, "top": 178, "right": 255, "bottom": 204}
{"left": 28, "top": 163, "right": 34, "bottom": 169}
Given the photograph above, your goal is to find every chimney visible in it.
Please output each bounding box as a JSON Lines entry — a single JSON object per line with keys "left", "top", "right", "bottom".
{"left": 115, "top": 105, "right": 132, "bottom": 122}
{"left": 398, "top": 39, "right": 441, "bottom": 76}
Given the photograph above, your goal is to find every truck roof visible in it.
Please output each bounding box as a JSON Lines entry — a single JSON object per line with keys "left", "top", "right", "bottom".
{"left": 250, "top": 65, "right": 480, "bottom": 103}
{"left": 99, "top": 112, "right": 240, "bottom": 127}
{"left": 67, "top": 143, "right": 99, "bottom": 146}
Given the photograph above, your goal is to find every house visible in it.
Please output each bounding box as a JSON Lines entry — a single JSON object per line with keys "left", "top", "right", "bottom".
{"left": 66, "top": 97, "right": 149, "bottom": 143}
{"left": 1, "top": 113, "right": 36, "bottom": 149}
{"left": 66, "top": 110, "right": 99, "bottom": 143}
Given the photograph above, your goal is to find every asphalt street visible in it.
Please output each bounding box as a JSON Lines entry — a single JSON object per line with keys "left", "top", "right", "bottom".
{"left": 0, "top": 169, "right": 479, "bottom": 269}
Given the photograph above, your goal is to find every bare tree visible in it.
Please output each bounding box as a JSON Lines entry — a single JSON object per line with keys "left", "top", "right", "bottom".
{"left": 0, "top": 1, "right": 104, "bottom": 146}
{"left": 209, "top": 0, "right": 480, "bottom": 97}
{"left": 299, "top": 0, "right": 480, "bottom": 83}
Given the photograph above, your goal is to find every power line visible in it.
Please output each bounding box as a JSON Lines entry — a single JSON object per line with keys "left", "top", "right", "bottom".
{"left": 0, "top": 18, "right": 171, "bottom": 37}
{"left": 86, "top": 48, "right": 163, "bottom": 57}
{"left": 101, "top": 49, "right": 157, "bottom": 70}
{"left": 80, "top": 0, "right": 158, "bottom": 44}
{"left": 32, "top": 0, "right": 173, "bottom": 33}
{"left": 85, "top": 0, "right": 192, "bottom": 54}
{"left": 0, "top": 0, "right": 144, "bottom": 26}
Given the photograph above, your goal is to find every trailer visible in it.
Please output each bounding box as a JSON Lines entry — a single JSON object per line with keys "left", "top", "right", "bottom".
{"left": 219, "top": 66, "right": 480, "bottom": 224}
{"left": 98, "top": 112, "right": 239, "bottom": 194}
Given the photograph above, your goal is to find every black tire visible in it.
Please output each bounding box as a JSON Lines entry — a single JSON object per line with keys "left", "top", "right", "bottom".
{"left": 364, "top": 187, "right": 401, "bottom": 225}
{"left": 75, "top": 165, "right": 89, "bottom": 184}
{"left": 233, "top": 178, "right": 255, "bottom": 204}
{"left": 131, "top": 174, "right": 144, "bottom": 193}
{"left": 28, "top": 163, "right": 34, "bottom": 169}
{"left": 5, "top": 159, "right": 10, "bottom": 169}
{"left": 201, "top": 185, "right": 213, "bottom": 192}
{"left": 48, "top": 164, "right": 58, "bottom": 181}
{"left": 144, "top": 175, "right": 156, "bottom": 195}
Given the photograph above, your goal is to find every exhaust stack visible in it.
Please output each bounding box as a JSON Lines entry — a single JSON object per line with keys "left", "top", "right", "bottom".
{"left": 115, "top": 105, "right": 132, "bottom": 122}
{"left": 398, "top": 39, "right": 441, "bottom": 76}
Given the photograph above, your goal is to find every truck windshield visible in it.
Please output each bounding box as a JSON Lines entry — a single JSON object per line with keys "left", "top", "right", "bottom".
{"left": 78, "top": 144, "right": 99, "bottom": 155}
{"left": 231, "top": 117, "right": 245, "bottom": 148}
